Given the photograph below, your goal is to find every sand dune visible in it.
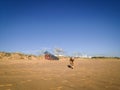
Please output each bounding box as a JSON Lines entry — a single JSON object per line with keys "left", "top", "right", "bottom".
{"left": 0, "top": 57, "right": 120, "bottom": 90}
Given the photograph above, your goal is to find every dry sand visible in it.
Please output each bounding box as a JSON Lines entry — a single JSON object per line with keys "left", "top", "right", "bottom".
{"left": 0, "top": 58, "right": 120, "bottom": 90}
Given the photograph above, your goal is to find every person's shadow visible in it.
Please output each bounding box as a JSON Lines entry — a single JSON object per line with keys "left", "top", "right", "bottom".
{"left": 67, "top": 65, "right": 73, "bottom": 69}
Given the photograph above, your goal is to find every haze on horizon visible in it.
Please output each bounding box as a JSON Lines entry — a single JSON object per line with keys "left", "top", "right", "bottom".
{"left": 0, "top": 0, "right": 120, "bottom": 57}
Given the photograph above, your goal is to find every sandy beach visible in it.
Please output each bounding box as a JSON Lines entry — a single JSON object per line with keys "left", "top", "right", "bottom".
{"left": 0, "top": 58, "right": 120, "bottom": 90}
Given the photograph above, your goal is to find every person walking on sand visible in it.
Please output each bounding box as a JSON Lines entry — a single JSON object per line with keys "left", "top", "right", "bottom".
{"left": 69, "top": 57, "right": 74, "bottom": 69}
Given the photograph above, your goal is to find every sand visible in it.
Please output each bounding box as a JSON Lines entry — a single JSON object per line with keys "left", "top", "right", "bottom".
{"left": 0, "top": 58, "right": 120, "bottom": 90}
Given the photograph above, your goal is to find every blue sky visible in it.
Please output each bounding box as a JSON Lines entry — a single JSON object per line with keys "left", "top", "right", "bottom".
{"left": 0, "top": 0, "right": 120, "bottom": 56}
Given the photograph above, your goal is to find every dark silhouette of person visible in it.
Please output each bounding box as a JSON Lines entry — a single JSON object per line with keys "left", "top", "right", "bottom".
{"left": 69, "top": 57, "right": 74, "bottom": 69}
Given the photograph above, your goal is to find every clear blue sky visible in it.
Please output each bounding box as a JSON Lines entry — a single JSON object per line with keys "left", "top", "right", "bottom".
{"left": 0, "top": 0, "right": 120, "bottom": 56}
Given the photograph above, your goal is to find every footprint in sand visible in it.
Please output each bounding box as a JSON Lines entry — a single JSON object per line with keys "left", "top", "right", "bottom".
{"left": 0, "top": 84, "right": 13, "bottom": 87}
{"left": 81, "top": 78, "right": 86, "bottom": 81}
{"left": 50, "top": 86, "right": 63, "bottom": 90}
{"left": 41, "top": 77, "right": 48, "bottom": 80}
{"left": 20, "top": 81, "right": 26, "bottom": 83}
{"left": 0, "top": 85, "right": 4, "bottom": 87}
{"left": 62, "top": 80, "right": 69, "bottom": 83}
{"left": 6, "top": 89, "right": 11, "bottom": 90}
{"left": 20, "top": 80, "right": 32, "bottom": 83}
{"left": 56, "top": 86, "right": 63, "bottom": 90}
{"left": 6, "top": 84, "right": 13, "bottom": 86}
{"left": 47, "top": 78, "right": 52, "bottom": 80}
{"left": 41, "top": 77, "right": 52, "bottom": 81}
{"left": 70, "top": 74, "right": 76, "bottom": 76}
{"left": 26, "top": 80, "right": 32, "bottom": 82}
